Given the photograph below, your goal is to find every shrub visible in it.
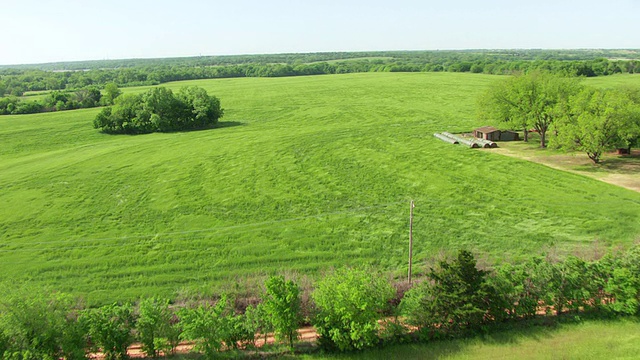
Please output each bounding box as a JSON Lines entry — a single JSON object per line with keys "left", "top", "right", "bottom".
{"left": 263, "top": 276, "right": 302, "bottom": 347}
{"left": 604, "top": 267, "right": 639, "bottom": 315}
{"left": 221, "top": 311, "right": 255, "bottom": 349}
{"left": 0, "top": 287, "right": 85, "bottom": 360}
{"left": 81, "top": 303, "right": 135, "bottom": 360}
{"left": 136, "top": 297, "right": 178, "bottom": 358}
{"left": 312, "top": 267, "right": 394, "bottom": 351}
{"left": 178, "top": 296, "right": 228, "bottom": 357}
{"left": 244, "top": 303, "right": 272, "bottom": 346}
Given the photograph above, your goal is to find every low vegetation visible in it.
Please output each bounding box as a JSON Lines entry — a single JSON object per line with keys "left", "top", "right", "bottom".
{"left": 1, "top": 247, "right": 639, "bottom": 358}
{"left": 313, "top": 268, "right": 394, "bottom": 351}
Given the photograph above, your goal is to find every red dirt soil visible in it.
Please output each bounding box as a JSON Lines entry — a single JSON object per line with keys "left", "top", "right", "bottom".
{"left": 89, "top": 326, "right": 318, "bottom": 359}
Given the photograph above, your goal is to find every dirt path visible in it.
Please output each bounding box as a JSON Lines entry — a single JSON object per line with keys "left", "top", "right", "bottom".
{"left": 90, "top": 306, "right": 590, "bottom": 359}
{"left": 492, "top": 147, "right": 640, "bottom": 193}
{"left": 89, "top": 327, "right": 318, "bottom": 359}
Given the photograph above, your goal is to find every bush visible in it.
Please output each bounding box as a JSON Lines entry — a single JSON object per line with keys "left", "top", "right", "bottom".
{"left": 11, "top": 101, "right": 43, "bottom": 114}
{"left": 263, "top": 276, "right": 302, "bottom": 347}
{"left": 0, "top": 287, "right": 85, "bottom": 360}
{"left": 604, "top": 268, "right": 639, "bottom": 315}
{"left": 602, "top": 249, "right": 640, "bottom": 316}
{"left": 244, "top": 303, "right": 272, "bottom": 346}
{"left": 488, "top": 261, "right": 543, "bottom": 320}
{"left": 81, "top": 303, "right": 135, "bottom": 360}
{"left": 221, "top": 310, "right": 255, "bottom": 349}
{"left": 136, "top": 297, "right": 179, "bottom": 358}
{"left": 178, "top": 296, "right": 229, "bottom": 357}
{"left": 312, "top": 267, "right": 394, "bottom": 351}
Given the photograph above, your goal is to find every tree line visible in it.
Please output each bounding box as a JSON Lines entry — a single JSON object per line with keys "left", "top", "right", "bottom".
{"left": 479, "top": 72, "right": 640, "bottom": 163}
{"left": 0, "top": 87, "right": 102, "bottom": 115}
{"left": 3, "top": 49, "right": 638, "bottom": 72}
{"left": 1, "top": 246, "right": 639, "bottom": 359}
{"left": 1, "top": 52, "right": 639, "bottom": 98}
{"left": 0, "top": 83, "right": 122, "bottom": 116}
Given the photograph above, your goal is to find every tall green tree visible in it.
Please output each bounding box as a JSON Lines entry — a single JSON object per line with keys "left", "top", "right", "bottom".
{"left": 103, "top": 82, "right": 122, "bottom": 105}
{"left": 479, "top": 71, "right": 582, "bottom": 147}
{"left": 401, "top": 250, "right": 496, "bottom": 339}
{"left": 75, "top": 86, "right": 102, "bottom": 108}
{"left": 554, "top": 88, "right": 640, "bottom": 163}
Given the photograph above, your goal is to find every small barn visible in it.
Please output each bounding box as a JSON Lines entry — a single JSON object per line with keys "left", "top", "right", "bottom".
{"left": 473, "top": 126, "right": 501, "bottom": 141}
{"left": 473, "top": 126, "right": 520, "bottom": 141}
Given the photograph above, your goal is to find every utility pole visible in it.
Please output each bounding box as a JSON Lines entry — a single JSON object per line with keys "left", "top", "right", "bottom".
{"left": 408, "top": 200, "right": 415, "bottom": 284}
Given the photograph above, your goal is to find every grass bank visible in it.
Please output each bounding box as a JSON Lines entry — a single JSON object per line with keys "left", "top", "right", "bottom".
{"left": 298, "top": 318, "right": 640, "bottom": 360}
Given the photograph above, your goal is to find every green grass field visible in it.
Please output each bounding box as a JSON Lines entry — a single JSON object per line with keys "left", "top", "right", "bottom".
{"left": 298, "top": 318, "right": 640, "bottom": 360}
{"left": 2, "top": 73, "right": 640, "bottom": 305}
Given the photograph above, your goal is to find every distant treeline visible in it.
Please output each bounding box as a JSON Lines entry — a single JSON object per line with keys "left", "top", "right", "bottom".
{"left": 0, "top": 87, "right": 104, "bottom": 115}
{"left": 1, "top": 49, "right": 639, "bottom": 98}
{"left": 2, "top": 49, "right": 639, "bottom": 71}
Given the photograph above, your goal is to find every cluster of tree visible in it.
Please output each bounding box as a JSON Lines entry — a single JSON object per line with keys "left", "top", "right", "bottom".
{"left": 401, "top": 247, "right": 640, "bottom": 340}
{"left": 2, "top": 50, "right": 639, "bottom": 97}
{"left": 93, "top": 86, "right": 223, "bottom": 134}
{"left": 479, "top": 72, "right": 640, "bottom": 162}
{"left": 2, "top": 246, "right": 640, "bottom": 358}
{"left": 0, "top": 83, "right": 122, "bottom": 116}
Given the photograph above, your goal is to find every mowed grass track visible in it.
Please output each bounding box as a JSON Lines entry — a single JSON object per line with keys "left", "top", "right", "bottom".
{"left": 1, "top": 73, "right": 640, "bottom": 304}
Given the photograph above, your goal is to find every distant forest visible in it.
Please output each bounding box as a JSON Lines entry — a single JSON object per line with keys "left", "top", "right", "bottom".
{"left": 1, "top": 49, "right": 639, "bottom": 112}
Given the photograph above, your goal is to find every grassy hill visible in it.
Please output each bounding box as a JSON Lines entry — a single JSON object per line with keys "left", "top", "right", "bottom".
{"left": 1, "top": 72, "right": 640, "bottom": 305}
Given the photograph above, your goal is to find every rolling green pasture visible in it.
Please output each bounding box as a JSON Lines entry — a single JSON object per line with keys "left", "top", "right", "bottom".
{"left": 1, "top": 73, "right": 640, "bottom": 305}
{"left": 584, "top": 73, "right": 640, "bottom": 88}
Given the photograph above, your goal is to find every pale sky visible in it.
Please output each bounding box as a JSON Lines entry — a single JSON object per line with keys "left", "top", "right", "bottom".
{"left": 1, "top": 0, "right": 638, "bottom": 65}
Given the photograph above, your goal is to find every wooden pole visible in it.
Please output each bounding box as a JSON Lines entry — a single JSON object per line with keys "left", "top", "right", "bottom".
{"left": 408, "top": 200, "right": 415, "bottom": 284}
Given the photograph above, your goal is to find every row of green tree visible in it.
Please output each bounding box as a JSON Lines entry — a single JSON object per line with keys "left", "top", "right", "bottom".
{"left": 479, "top": 72, "right": 640, "bottom": 163}
{"left": 2, "top": 55, "right": 639, "bottom": 97}
{"left": 2, "top": 246, "right": 639, "bottom": 359}
{"left": 0, "top": 83, "right": 122, "bottom": 115}
{"left": 93, "top": 86, "right": 223, "bottom": 134}
{"left": 3, "top": 49, "right": 638, "bottom": 72}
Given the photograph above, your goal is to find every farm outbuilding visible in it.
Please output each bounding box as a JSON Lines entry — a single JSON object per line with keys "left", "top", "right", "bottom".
{"left": 473, "top": 126, "right": 520, "bottom": 141}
